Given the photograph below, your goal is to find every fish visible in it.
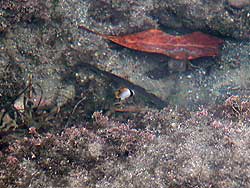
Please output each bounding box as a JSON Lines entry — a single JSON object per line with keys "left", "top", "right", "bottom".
{"left": 115, "top": 87, "right": 135, "bottom": 100}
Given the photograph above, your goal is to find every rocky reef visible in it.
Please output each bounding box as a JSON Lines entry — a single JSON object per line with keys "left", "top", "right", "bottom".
{"left": 1, "top": 0, "right": 250, "bottom": 187}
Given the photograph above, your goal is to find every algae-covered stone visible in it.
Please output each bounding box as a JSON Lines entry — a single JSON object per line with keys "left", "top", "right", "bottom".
{"left": 154, "top": 0, "right": 250, "bottom": 39}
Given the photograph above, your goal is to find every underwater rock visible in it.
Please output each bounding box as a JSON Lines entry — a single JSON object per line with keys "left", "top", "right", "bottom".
{"left": 1, "top": 1, "right": 250, "bottom": 187}
{"left": 155, "top": 0, "right": 250, "bottom": 39}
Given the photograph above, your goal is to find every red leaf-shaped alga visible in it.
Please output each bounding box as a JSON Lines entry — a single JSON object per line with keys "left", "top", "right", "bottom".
{"left": 79, "top": 26, "right": 223, "bottom": 60}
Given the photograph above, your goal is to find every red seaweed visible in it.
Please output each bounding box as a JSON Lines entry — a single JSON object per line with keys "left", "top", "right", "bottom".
{"left": 79, "top": 26, "right": 223, "bottom": 60}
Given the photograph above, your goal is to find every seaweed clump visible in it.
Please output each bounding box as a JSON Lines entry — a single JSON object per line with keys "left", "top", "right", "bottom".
{"left": 0, "top": 112, "right": 154, "bottom": 187}
{"left": 1, "top": 96, "right": 250, "bottom": 187}
{"left": 95, "top": 99, "right": 250, "bottom": 188}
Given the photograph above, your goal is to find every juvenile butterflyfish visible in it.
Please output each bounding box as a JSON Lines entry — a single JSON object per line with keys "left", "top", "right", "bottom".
{"left": 115, "top": 87, "right": 135, "bottom": 100}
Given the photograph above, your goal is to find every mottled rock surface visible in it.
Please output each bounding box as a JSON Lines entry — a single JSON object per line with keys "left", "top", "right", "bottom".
{"left": 155, "top": 0, "right": 250, "bottom": 39}
{"left": 1, "top": 0, "right": 250, "bottom": 188}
